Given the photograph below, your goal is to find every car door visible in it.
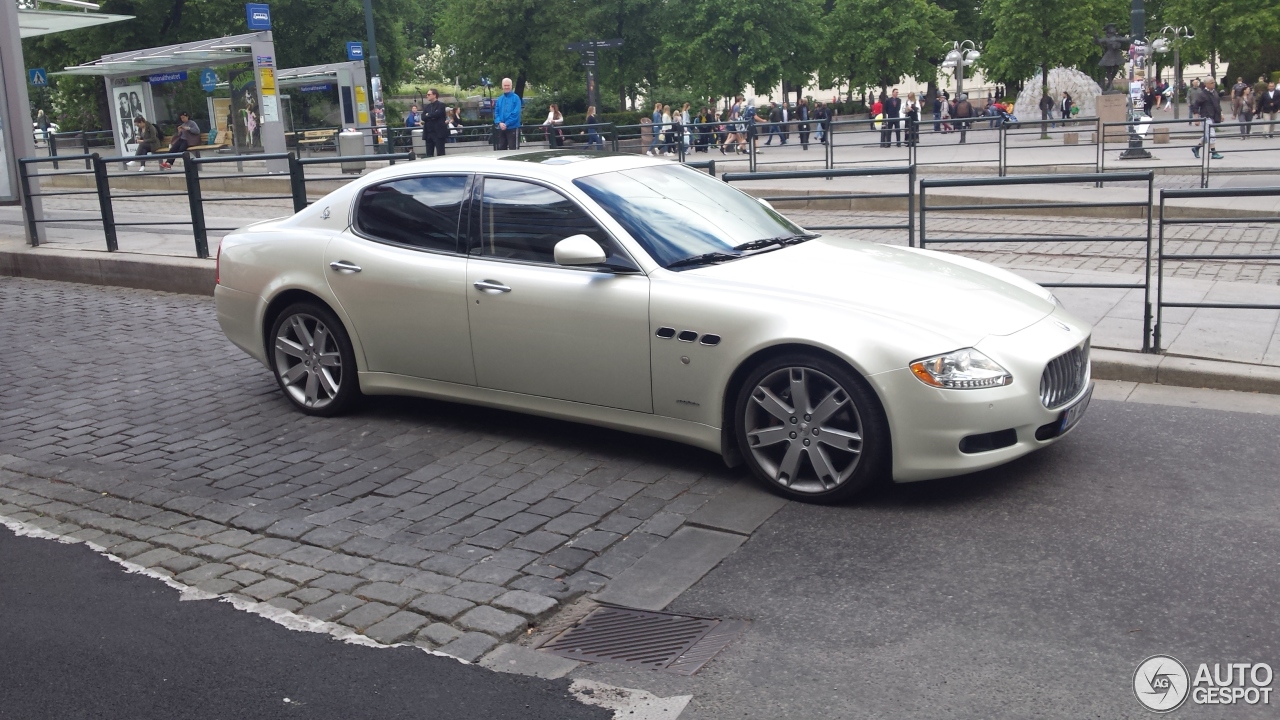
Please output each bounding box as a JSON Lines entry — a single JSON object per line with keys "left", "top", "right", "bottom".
{"left": 466, "top": 176, "right": 653, "bottom": 413}
{"left": 324, "top": 173, "right": 476, "bottom": 385}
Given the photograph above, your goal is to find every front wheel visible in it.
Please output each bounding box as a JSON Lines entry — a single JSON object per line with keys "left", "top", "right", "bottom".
{"left": 268, "top": 302, "right": 360, "bottom": 416}
{"left": 735, "top": 353, "right": 889, "bottom": 503}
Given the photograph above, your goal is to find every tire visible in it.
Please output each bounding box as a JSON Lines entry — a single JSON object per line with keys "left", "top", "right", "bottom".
{"left": 268, "top": 302, "right": 361, "bottom": 417}
{"left": 734, "top": 352, "right": 889, "bottom": 503}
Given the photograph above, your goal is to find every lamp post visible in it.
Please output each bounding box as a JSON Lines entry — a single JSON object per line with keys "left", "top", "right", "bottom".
{"left": 1118, "top": 0, "right": 1152, "bottom": 159}
{"left": 941, "top": 40, "right": 980, "bottom": 101}
{"left": 1151, "top": 26, "right": 1194, "bottom": 120}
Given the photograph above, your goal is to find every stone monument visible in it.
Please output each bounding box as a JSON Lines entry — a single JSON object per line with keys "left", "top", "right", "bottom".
{"left": 1094, "top": 23, "right": 1130, "bottom": 92}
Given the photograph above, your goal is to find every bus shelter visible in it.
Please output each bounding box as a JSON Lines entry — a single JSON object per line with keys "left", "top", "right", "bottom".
{"left": 56, "top": 32, "right": 289, "bottom": 173}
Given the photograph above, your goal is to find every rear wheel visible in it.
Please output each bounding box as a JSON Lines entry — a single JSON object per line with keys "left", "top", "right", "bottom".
{"left": 268, "top": 302, "right": 360, "bottom": 416}
{"left": 735, "top": 353, "right": 889, "bottom": 503}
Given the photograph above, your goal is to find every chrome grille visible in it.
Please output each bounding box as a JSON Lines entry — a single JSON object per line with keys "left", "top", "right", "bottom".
{"left": 1040, "top": 340, "right": 1090, "bottom": 409}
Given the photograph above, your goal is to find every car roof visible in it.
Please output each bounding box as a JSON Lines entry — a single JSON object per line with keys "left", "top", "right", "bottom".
{"left": 360, "top": 149, "right": 675, "bottom": 184}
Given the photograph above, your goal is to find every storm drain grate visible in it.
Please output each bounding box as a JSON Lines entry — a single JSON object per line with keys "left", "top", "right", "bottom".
{"left": 541, "top": 604, "right": 747, "bottom": 675}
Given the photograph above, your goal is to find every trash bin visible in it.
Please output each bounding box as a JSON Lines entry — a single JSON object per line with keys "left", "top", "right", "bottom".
{"left": 412, "top": 128, "right": 426, "bottom": 157}
{"left": 339, "top": 130, "right": 365, "bottom": 174}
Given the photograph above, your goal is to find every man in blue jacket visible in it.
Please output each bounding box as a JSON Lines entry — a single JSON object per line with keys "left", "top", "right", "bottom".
{"left": 493, "top": 78, "right": 522, "bottom": 150}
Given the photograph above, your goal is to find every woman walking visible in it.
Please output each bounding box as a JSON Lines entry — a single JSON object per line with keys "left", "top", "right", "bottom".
{"left": 585, "top": 105, "right": 603, "bottom": 150}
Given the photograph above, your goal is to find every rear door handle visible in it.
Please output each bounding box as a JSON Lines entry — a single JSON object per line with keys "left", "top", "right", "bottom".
{"left": 473, "top": 280, "right": 511, "bottom": 293}
{"left": 329, "top": 260, "right": 361, "bottom": 273}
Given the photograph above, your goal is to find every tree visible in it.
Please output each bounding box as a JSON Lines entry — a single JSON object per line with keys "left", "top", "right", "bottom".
{"left": 435, "top": 0, "right": 585, "bottom": 97}
{"left": 663, "top": 0, "right": 822, "bottom": 101}
{"left": 981, "top": 0, "right": 1111, "bottom": 95}
{"left": 1162, "top": 0, "right": 1280, "bottom": 82}
{"left": 821, "top": 0, "right": 952, "bottom": 98}
{"left": 583, "top": 0, "right": 665, "bottom": 110}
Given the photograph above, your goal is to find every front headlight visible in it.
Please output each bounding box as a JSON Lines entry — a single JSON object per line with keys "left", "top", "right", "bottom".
{"left": 910, "top": 348, "right": 1013, "bottom": 389}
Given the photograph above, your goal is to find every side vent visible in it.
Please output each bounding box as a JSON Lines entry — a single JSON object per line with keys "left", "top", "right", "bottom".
{"left": 655, "top": 327, "right": 676, "bottom": 339}
{"left": 677, "top": 330, "right": 698, "bottom": 342}
{"left": 699, "top": 334, "right": 721, "bottom": 346}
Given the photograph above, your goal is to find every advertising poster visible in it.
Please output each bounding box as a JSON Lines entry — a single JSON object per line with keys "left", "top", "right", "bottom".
{"left": 229, "top": 69, "right": 261, "bottom": 149}
{"left": 209, "top": 97, "right": 232, "bottom": 146}
{"left": 113, "top": 83, "right": 147, "bottom": 153}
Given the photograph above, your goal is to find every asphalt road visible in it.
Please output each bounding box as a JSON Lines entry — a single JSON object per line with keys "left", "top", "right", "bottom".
{"left": 573, "top": 398, "right": 1280, "bottom": 719}
{"left": 0, "top": 528, "right": 606, "bottom": 720}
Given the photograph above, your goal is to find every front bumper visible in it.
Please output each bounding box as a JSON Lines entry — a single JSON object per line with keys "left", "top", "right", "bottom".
{"left": 872, "top": 309, "right": 1092, "bottom": 483}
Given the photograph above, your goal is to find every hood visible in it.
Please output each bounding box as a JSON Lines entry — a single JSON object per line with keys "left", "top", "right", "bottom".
{"left": 683, "top": 238, "right": 1054, "bottom": 346}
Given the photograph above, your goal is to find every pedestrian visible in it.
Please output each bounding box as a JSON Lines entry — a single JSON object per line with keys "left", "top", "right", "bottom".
{"left": 543, "top": 103, "right": 564, "bottom": 147}
{"left": 941, "top": 97, "right": 953, "bottom": 133}
{"left": 954, "top": 93, "right": 974, "bottom": 144}
{"left": 1060, "top": 92, "right": 1074, "bottom": 123}
{"left": 35, "top": 109, "right": 50, "bottom": 146}
{"left": 797, "top": 98, "right": 811, "bottom": 150}
{"left": 1231, "top": 76, "right": 1247, "bottom": 120}
{"left": 585, "top": 105, "right": 603, "bottom": 150}
{"left": 1239, "top": 87, "right": 1254, "bottom": 138}
{"left": 158, "top": 111, "right": 201, "bottom": 169}
{"left": 125, "top": 116, "right": 159, "bottom": 170}
{"left": 446, "top": 107, "right": 462, "bottom": 143}
{"left": 404, "top": 103, "right": 421, "bottom": 128}
{"left": 646, "top": 101, "right": 664, "bottom": 155}
{"left": 661, "top": 104, "right": 676, "bottom": 155}
{"left": 884, "top": 88, "right": 903, "bottom": 147}
{"left": 750, "top": 102, "right": 769, "bottom": 154}
{"left": 418, "top": 90, "right": 447, "bottom": 157}
{"left": 680, "top": 103, "right": 692, "bottom": 150}
{"left": 812, "top": 101, "right": 828, "bottom": 144}
{"left": 779, "top": 101, "right": 790, "bottom": 145}
{"left": 493, "top": 78, "right": 522, "bottom": 150}
{"left": 1037, "top": 90, "right": 1054, "bottom": 128}
{"left": 765, "top": 102, "right": 781, "bottom": 145}
{"left": 1187, "top": 78, "right": 1202, "bottom": 118}
{"left": 694, "top": 106, "right": 712, "bottom": 152}
{"left": 904, "top": 92, "right": 919, "bottom": 147}
{"left": 1261, "top": 82, "right": 1279, "bottom": 138}
{"left": 1190, "top": 78, "right": 1224, "bottom": 160}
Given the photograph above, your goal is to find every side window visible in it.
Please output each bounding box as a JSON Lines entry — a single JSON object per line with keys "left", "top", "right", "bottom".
{"left": 356, "top": 175, "right": 468, "bottom": 252}
{"left": 477, "top": 177, "right": 636, "bottom": 269}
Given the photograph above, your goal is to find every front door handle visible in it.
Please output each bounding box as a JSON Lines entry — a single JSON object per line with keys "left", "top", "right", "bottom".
{"left": 329, "top": 260, "right": 362, "bottom": 273}
{"left": 473, "top": 280, "right": 511, "bottom": 293}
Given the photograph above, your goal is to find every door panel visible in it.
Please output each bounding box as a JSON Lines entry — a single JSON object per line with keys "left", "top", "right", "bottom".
{"left": 323, "top": 173, "right": 475, "bottom": 384}
{"left": 467, "top": 259, "right": 651, "bottom": 412}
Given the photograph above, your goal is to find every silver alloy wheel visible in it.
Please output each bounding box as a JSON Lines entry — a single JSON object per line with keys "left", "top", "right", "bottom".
{"left": 743, "top": 366, "right": 864, "bottom": 494}
{"left": 273, "top": 312, "right": 343, "bottom": 410}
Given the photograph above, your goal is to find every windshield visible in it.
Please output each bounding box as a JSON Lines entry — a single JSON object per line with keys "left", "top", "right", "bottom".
{"left": 574, "top": 165, "right": 809, "bottom": 269}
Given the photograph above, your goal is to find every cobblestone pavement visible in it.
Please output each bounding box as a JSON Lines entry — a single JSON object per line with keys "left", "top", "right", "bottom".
{"left": 0, "top": 276, "right": 740, "bottom": 660}
{"left": 787, "top": 210, "right": 1280, "bottom": 285}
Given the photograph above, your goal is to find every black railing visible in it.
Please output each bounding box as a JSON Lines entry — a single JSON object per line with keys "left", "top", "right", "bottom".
{"left": 723, "top": 166, "right": 915, "bottom": 247}
{"left": 1155, "top": 186, "right": 1280, "bottom": 352}
{"left": 920, "top": 171, "right": 1157, "bottom": 352}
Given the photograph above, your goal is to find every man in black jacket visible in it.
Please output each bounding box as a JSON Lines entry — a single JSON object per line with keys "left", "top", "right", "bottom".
{"left": 1261, "top": 81, "right": 1280, "bottom": 138}
{"left": 883, "top": 89, "right": 902, "bottom": 147}
{"left": 1190, "top": 79, "right": 1224, "bottom": 159}
{"left": 421, "top": 88, "right": 448, "bottom": 157}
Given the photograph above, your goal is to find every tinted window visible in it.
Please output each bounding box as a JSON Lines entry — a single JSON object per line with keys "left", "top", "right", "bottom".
{"left": 574, "top": 165, "right": 807, "bottom": 268}
{"left": 356, "top": 175, "right": 468, "bottom": 252}
{"left": 477, "top": 177, "right": 634, "bottom": 269}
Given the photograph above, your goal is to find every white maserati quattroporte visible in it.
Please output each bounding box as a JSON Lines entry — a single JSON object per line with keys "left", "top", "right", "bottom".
{"left": 215, "top": 150, "right": 1092, "bottom": 502}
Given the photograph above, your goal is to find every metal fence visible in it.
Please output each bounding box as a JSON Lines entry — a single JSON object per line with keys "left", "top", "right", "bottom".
{"left": 1154, "top": 186, "right": 1280, "bottom": 352}
{"left": 920, "top": 171, "right": 1158, "bottom": 352}
{"left": 723, "top": 166, "right": 915, "bottom": 246}
{"left": 1000, "top": 117, "right": 1100, "bottom": 175}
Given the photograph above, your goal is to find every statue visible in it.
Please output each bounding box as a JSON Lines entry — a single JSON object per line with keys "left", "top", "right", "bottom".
{"left": 1094, "top": 23, "right": 1131, "bottom": 92}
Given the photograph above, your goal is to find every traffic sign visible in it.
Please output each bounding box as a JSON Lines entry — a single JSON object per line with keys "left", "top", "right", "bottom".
{"left": 566, "top": 38, "right": 624, "bottom": 51}
{"left": 200, "top": 68, "right": 218, "bottom": 92}
{"left": 28, "top": 68, "right": 47, "bottom": 87}
{"left": 346, "top": 42, "right": 364, "bottom": 61}
{"left": 245, "top": 3, "right": 271, "bottom": 30}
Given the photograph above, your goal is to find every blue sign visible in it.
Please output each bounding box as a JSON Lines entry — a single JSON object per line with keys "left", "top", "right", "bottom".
{"left": 346, "top": 42, "right": 364, "bottom": 61}
{"left": 148, "top": 71, "right": 188, "bottom": 84}
{"left": 28, "top": 68, "right": 47, "bottom": 87}
{"left": 200, "top": 68, "right": 217, "bottom": 92}
{"left": 245, "top": 3, "right": 271, "bottom": 30}
{"left": 299, "top": 84, "right": 333, "bottom": 93}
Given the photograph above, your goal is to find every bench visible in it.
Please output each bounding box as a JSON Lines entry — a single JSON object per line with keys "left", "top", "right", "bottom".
{"left": 296, "top": 129, "right": 339, "bottom": 155}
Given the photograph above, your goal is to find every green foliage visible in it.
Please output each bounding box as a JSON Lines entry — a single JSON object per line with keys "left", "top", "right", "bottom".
{"left": 436, "top": 0, "right": 584, "bottom": 97}
{"left": 1162, "top": 0, "right": 1280, "bottom": 72}
{"left": 821, "top": 0, "right": 952, "bottom": 92}
{"left": 980, "top": 0, "right": 1113, "bottom": 89}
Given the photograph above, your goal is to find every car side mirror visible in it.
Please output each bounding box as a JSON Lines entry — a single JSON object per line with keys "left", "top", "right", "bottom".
{"left": 554, "top": 234, "right": 607, "bottom": 266}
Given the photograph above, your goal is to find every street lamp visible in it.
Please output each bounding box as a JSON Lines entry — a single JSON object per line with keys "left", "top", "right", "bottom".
{"left": 1152, "top": 26, "right": 1194, "bottom": 120}
{"left": 941, "top": 40, "right": 980, "bottom": 100}
{"left": 1118, "top": 0, "right": 1152, "bottom": 160}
